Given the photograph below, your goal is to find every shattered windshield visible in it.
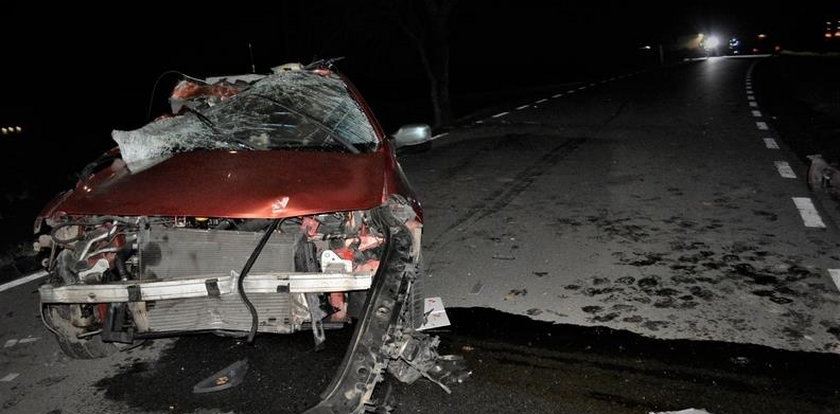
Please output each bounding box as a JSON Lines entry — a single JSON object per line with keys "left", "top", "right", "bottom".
{"left": 113, "top": 70, "right": 379, "bottom": 173}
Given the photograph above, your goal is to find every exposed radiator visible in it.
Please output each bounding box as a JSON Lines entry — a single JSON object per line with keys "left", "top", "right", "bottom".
{"left": 146, "top": 293, "right": 298, "bottom": 334}
{"left": 139, "top": 226, "right": 298, "bottom": 279}
{"left": 139, "top": 226, "right": 303, "bottom": 333}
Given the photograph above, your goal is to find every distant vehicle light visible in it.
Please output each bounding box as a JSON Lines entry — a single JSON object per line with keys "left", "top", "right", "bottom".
{"left": 757, "top": 34, "right": 767, "bottom": 39}
{"left": 703, "top": 35, "right": 721, "bottom": 50}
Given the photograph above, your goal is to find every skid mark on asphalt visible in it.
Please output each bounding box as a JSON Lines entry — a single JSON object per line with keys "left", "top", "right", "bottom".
{"left": 426, "top": 137, "right": 585, "bottom": 250}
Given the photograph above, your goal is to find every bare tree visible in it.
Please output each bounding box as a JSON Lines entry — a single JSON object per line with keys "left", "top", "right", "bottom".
{"left": 390, "top": 0, "right": 456, "bottom": 126}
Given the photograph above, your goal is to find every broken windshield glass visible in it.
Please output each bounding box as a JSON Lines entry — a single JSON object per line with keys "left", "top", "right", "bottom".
{"left": 113, "top": 70, "right": 379, "bottom": 173}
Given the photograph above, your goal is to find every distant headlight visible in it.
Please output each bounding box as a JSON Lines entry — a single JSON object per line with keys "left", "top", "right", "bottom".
{"left": 704, "top": 35, "right": 721, "bottom": 50}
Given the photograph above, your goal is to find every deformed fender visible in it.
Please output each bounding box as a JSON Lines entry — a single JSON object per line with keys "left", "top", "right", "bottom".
{"left": 303, "top": 208, "right": 424, "bottom": 414}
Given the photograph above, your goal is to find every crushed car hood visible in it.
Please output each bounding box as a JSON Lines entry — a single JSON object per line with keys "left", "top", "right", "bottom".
{"left": 45, "top": 150, "right": 386, "bottom": 219}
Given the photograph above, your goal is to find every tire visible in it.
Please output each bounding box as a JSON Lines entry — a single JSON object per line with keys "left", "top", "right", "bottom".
{"left": 43, "top": 304, "right": 117, "bottom": 359}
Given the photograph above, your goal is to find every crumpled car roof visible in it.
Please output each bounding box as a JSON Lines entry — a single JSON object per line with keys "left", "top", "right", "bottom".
{"left": 113, "top": 70, "right": 378, "bottom": 173}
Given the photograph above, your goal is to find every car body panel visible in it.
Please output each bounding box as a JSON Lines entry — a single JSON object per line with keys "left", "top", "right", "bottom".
{"left": 45, "top": 149, "right": 387, "bottom": 219}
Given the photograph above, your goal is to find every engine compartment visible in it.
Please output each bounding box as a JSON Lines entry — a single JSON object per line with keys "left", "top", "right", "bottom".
{"left": 36, "top": 209, "right": 409, "bottom": 343}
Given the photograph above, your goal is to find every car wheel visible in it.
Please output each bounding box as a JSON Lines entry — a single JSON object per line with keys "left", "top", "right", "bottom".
{"left": 43, "top": 304, "right": 117, "bottom": 359}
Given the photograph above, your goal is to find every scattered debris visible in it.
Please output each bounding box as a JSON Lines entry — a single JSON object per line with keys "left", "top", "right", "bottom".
{"left": 469, "top": 282, "right": 484, "bottom": 295}
{"left": 491, "top": 254, "right": 516, "bottom": 261}
{"left": 192, "top": 359, "right": 249, "bottom": 394}
{"left": 418, "top": 297, "right": 451, "bottom": 331}
{"left": 504, "top": 289, "right": 528, "bottom": 301}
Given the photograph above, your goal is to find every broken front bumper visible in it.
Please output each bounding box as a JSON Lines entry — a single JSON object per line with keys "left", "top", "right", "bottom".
{"left": 39, "top": 271, "right": 373, "bottom": 303}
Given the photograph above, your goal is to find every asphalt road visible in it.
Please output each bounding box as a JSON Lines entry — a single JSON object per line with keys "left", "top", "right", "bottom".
{"left": 2, "top": 56, "right": 840, "bottom": 414}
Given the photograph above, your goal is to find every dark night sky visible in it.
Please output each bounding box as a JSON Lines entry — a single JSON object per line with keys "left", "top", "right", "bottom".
{"left": 1, "top": 2, "right": 837, "bottom": 153}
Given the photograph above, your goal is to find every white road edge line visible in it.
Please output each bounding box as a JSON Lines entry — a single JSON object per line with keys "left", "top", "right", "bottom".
{"left": 792, "top": 197, "right": 826, "bottom": 228}
{"left": 430, "top": 132, "right": 449, "bottom": 141}
{"left": 0, "top": 270, "right": 48, "bottom": 293}
{"left": 774, "top": 161, "right": 797, "bottom": 178}
{"left": 829, "top": 269, "right": 840, "bottom": 292}
{"left": 535, "top": 98, "right": 548, "bottom": 104}
{"left": 515, "top": 104, "right": 530, "bottom": 110}
{"left": 752, "top": 110, "right": 762, "bottom": 117}
{"left": 491, "top": 111, "right": 509, "bottom": 118}
{"left": 764, "top": 138, "right": 780, "bottom": 149}
{"left": 756, "top": 121, "right": 768, "bottom": 130}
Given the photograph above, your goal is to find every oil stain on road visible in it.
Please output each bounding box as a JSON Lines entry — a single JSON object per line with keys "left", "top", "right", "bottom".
{"left": 96, "top": 308, "right": 840, "bottom": 414}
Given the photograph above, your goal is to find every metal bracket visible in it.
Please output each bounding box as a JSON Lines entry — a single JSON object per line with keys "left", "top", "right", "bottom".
{"left": 205, "top": 279, "right": 221, "bottom": 297}
{"left": 127, "top": 285, "right": 141, "bottom": 302}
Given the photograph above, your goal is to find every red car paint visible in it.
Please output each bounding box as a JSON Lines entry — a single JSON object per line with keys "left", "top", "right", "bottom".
{"left": 38, "top": 69, "right": 422, "bottom": 223}
{"left": 43, "top": 150, "right": 386, "bottom": 219}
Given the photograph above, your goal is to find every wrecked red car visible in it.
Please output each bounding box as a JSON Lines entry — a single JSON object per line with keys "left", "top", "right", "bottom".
{"left": 33, "top": 62, "right": 440, "bottom": 413}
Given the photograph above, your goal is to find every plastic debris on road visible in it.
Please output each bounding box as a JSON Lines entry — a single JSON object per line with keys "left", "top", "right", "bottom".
{"left": 418, "top": 297, "right": 451, "bottom": 331}
{"left": 192, "top": 359, "right": 249, "bottom": 394}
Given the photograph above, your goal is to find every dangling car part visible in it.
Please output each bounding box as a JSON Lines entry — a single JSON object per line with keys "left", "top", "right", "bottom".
{"left": 34, "top": 62, "right": 441, "bottom": 413}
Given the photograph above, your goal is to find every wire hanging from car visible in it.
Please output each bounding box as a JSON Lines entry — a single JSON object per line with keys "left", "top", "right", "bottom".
{"left": 145, "top": 70, "right": 209, "bottom": 122}
{"left": 238, "top": 218, "right": 283, "bottom": 344}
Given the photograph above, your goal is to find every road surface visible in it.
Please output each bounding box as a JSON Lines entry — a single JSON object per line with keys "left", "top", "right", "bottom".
{"left": 2, "top": 56, "right": 839, "bottom": 414}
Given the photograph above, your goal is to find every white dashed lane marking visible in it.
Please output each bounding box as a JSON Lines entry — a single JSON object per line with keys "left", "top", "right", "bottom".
{"left": 0, "top": 373, "right": 20, "bottom": 382}
{"left": 756, "top": 121, "right": 768, "bottom": 130}
{"left": 774, "top": 161, "right": 797, "bottom": 179}
{"left": 4, "top": 339, "right": 17, "bottom": 348}
{"left": 552, "top": 93, "right": 564, "bottom": 98}
{"left": 764, "top": 138, "right": 780, "bottom": 149}
{"left": 577, "top": 86, "right": 587, "bottom": 91}
{"left": 535, "top": 98, "right": 548, "bottom": 104}
{"left": 829, "top": 269, "right": 840, "bottom": 292}
{"left": 749, "top": 101, "right": 758, "bottom": 107}
{"left": 752, "top": 110, "right": 763, "bottom": 117}
{"left": 491, "top": 111, "right": 509, "bottom": 118}
{"left": 792, "top": 197, "right": 827, "bottom": 228}
{"left": 747, "top": 96, "right": 756, "bottom": 101}
{"left": 515, "top": 104, "right": 530, "bottom": 110}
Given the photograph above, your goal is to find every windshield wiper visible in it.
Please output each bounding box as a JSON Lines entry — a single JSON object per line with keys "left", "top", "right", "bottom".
{"left": 251, "top": 94, "right": 361, "bottom": 154}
